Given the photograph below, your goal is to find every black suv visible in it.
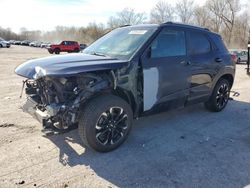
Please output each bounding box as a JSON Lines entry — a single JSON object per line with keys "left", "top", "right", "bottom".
{"left": 15, "top": 22, "right": 235, "bottom": 152}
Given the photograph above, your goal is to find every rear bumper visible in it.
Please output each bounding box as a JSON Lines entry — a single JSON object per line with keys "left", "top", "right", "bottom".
{"left": 22, "top": 98, "right": 50, "bottom": 123}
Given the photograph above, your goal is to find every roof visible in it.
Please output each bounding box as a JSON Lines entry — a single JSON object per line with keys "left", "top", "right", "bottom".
{"left": 161, "top": 21, "right": 210, "bottom": 32}
{"left": 121, "top": 22, "right": 220, "bottom": 36}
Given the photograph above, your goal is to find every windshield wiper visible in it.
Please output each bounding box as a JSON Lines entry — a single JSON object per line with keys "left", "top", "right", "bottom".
{"left": 90, "top": 51, "right": 118, "bottom": 60}
{"left": 91, "top": 51, "right": 107, "bottom": 57}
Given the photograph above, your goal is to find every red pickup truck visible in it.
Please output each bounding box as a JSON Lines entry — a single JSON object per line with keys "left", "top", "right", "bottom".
{"left": 47, "top": 41, "right": 80, "bottom": 54}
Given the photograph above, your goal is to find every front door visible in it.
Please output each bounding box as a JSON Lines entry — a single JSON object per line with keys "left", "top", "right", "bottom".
{"left": 141, "top": 27, "right": 191, "bottom": 112}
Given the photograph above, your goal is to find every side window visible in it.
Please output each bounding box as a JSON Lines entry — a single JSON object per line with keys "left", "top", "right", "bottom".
{"left": 188, "top": 32, "right": 211, "bottom": 55}
{"left": 151, "top": 29, "right": 186, "bottom": 58}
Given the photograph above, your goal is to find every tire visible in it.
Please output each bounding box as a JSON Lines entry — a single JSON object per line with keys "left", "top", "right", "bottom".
{"left": 237, "top": 58, "right": 240, "bottom": 64}
{"left": 78, "top": 94, "right": 133, "bottom": 152}
{"left": 0, "top": 44, "right": 2, "bottom": 48}
{"left": 205, "top": 79, "right": 230, "bottom": 112}
{"left": 54, "top": 48, "right": 60, "bottom": 54}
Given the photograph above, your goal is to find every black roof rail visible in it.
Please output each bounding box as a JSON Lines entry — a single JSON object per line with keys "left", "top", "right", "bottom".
{"left": 161, "top": 22, "right": 211, "bottom": 32}
{"left": 164, "top": 21, "right": 173, "bottom": 24}
{"left": 119, "top": 25, "right": 131, "bottom": 28}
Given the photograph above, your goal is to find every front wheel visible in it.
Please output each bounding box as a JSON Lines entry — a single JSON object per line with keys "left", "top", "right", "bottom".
{"left": 205, "top": 79, "right": 230, "bottom": 112}
{"left": 54, "top": 48, "right": 60, "bottom": 54}
{"left": 78, "top": 95, "right": 133, "bottom": 152}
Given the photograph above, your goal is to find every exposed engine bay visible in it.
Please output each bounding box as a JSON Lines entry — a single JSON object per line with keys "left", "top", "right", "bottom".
{"left": 22, "top": 73, "right": 112, "bottom": 133}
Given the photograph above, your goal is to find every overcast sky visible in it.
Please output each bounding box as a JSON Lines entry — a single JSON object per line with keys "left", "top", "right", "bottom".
{"left": 0, "top": 0, "right": 247, "bottom": 33}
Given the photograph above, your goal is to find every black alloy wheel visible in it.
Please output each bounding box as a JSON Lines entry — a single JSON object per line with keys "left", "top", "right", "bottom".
{"left": 205, "top": 79, "right": 231, "bottom": 112}
{"left": 215, "top": 83, "right": 229, "bottom": 109}
{"left": 78, "top": 94, "right": 133, "bottom": 152}
{"left": 95, "top": 107, "right": 128, "bottom": 146}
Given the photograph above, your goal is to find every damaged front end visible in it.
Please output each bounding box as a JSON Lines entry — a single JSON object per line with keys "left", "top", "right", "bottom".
{"left": 21, "top": 73, "right": 111, "bottom": 133}
{"left": 14, "top": 53, "right": 128, "bottom": 134}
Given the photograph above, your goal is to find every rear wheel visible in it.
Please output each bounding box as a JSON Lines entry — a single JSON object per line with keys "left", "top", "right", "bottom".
{"left": 78, "top": 95, "right": 133, "bottom": 152}
{"left": 74, "top": 48, "right": 80, "bottom": 53}
{"left": 205, "top": 79, "right": 230, "bottom": 112}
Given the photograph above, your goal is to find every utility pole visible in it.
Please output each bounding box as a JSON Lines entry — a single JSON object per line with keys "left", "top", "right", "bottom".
{"left": 247, "top": 41, "right": 250, "bottom": 75}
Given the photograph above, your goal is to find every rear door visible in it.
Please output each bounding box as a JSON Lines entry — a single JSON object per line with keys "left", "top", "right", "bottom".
{"left": 186, "top": 31, "right": 221, "bottom": 102}
{"left": 141, "top": 27, "right": 191, "bottom": 112}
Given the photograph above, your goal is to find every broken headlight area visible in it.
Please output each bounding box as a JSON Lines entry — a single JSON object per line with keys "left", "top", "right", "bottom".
{"left": 21, "top": 74, "right": 110, "bottom": 134}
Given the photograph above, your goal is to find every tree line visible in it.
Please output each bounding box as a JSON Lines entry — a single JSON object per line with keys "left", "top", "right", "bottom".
{"left": 0, "top": 0, "right": 249, "bottom": 48}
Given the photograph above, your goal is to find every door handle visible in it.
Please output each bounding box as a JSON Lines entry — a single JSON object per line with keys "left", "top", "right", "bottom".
{"left": 215, "top": 58, "right": 222, "bottom": 63}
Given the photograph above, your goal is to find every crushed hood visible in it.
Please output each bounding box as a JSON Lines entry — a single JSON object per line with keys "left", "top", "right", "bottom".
{"left": 15, "top": 53, "right": 128, "bottom": 79}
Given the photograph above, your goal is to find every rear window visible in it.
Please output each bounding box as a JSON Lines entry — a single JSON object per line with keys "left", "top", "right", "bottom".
{"left": 210, "top": 34, "right": 228, "bottom": 53}
{"left": 188, "top": 32, "right": 211, "bottom": 55}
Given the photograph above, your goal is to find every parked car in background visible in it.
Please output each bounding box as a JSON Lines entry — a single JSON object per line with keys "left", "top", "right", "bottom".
{"left": 230, "top": 52, "right": 238, "bottom": 64}
{"left": 21, "top": 40, "right": 31, "bottom": 46}
{"left": 8, "top": 40, "right": 15, "bottom": 44}
{"left": 29, "top": 41, "right": 37, "bottom": 47}
{"left": 47, "top": 41, "right": 80, "bottom": 54}
{"left": 41, "top": 42, "right": 50, "bottom": 48}
{"left": 0, "top": 38, "right": 11, "bottom": 48}
{"left": 15, "top": 23, "right": 235, "bottom": 152}
{"left": 14, "top": 41, "right": 21, "bottom": 45}
{"left": 34, "top": 41, "right": 42, "bottom": 47}
{"left": 229, "top": 49, "right": 248, "bottom": 64}
{"left": 80, "top": 43, "right": 87, "bottom": 51}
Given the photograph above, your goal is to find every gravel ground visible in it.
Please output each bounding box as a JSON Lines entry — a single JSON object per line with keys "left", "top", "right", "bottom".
{"left": 0, "top": 46, "right": 250, "bottom": 188}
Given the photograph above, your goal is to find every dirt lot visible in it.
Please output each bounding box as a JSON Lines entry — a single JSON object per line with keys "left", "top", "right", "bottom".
{"left": 0, "top": 46, "right": 250, "bottom": 188}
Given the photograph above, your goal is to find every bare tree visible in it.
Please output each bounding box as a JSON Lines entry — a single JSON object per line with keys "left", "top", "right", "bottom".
{"left": 175, "top": 0, "right": 195, "bottom": 24}
{"left": 150, "top": 1, "right": 175, "bottom": 24}
{"left": 221, "top": 0, "right": 241, "bottom": 45}
{"left": 206, "top": 0, "right": 226, "bottom": 33}
{"left": 232, "top": 10, "right": 250, "bottom": 48}
{"left": 206, "top": 0, "right": 240, "bottom": 45}
{"left": 107, "top": 8, "right": 147, "bottom": 28}
{"left": 193, "top": 6, "right": 211, "bottom": 28}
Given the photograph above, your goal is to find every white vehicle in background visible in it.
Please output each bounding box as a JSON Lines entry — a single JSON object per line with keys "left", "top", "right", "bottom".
{"left": 0, "top": 38, "right": 11, "bottom": 48}
{"left": 41, "top": 42, "right": 50, "bottom": 48}
{"left": 229, "top": 49, "right": 248, "bottom": 64}
{"left": 30, "top": 41, "right": 42, "bottom": 47}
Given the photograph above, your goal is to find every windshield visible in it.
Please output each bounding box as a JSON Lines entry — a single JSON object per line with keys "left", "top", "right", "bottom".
{"left": 0, "top": 38, "right": 4, "bottom": 41}
{"left": 83, "top": 26, "right": 157, "bottom": 60}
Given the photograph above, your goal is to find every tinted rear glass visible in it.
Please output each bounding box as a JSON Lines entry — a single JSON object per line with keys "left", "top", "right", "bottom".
{"left": 210, "top": 34, "right": 228, "bottom": 53}
{"left": 188, "top": 32, "right": 211, "bottom": 55}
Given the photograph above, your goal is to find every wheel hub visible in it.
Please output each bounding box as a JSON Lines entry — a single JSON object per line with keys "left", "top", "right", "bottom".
{"left": 95, "top": 107, "right": 128, "bottom": 146}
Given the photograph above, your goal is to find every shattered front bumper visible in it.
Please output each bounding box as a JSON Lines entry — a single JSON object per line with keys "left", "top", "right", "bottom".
{"left": 22, "top": 98, "right": 50, "bottom": 124}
